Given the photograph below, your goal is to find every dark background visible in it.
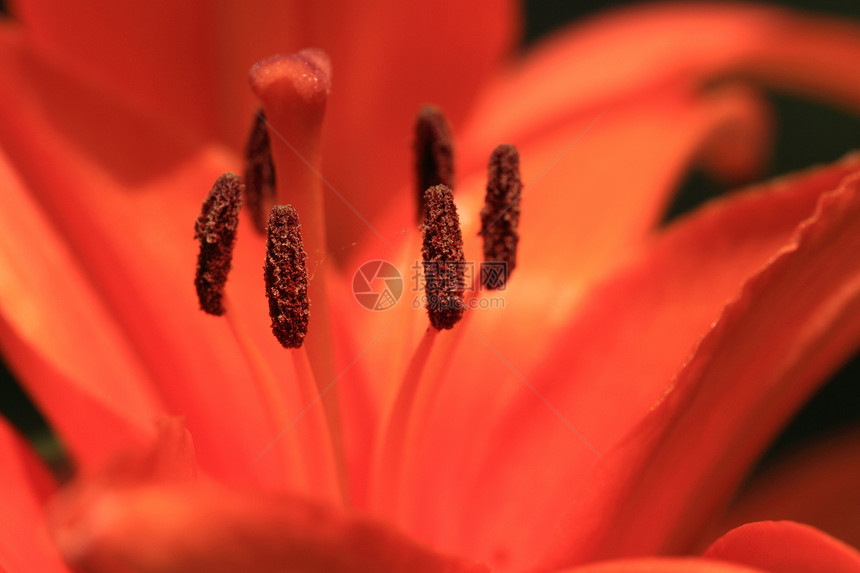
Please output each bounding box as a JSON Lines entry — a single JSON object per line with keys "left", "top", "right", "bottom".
{"left": 0, "top": 0, "right": 858, "bottom": 472}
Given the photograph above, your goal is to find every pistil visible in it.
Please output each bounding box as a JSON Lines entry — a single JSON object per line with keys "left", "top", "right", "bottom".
{"left": 248, "top": 50, "right": 330, "bottom": 271}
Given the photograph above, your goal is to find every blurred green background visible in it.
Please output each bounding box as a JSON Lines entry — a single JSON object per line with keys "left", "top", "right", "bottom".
{"left": 0, "top": 0, "right": 859, "bottom": 473}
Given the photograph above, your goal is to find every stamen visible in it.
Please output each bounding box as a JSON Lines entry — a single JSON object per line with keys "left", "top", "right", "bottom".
{"left": 414, "top": 106, "right": 454, "bottom": 219}
{"left": 479, "top": 144, "right": 522, "bottom": 290}
{"left": 421, "top": 184, "right": 465, "bottom": 330}
{"left": 243, "top": 108, "right": 276, "bottom": 233}
{"left": 372, "top": 327, "right": 437, "bottom": 514}
{"left": 193, "top": 173, "right": 244, "bottom": 315}
{"left": 264, "top": 205, "right": 309, "bottom": 349}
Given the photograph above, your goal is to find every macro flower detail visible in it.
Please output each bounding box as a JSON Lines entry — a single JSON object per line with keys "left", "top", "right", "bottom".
{"left": 3, "top": 2, "right": 860, "bottom": 573}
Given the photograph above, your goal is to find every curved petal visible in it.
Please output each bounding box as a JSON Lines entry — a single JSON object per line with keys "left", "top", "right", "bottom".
{"left": 8, "top": 0, "right": 219, "bottom": 140}
{"left": 453, "top": 83, "right": 771, "bottom": 380}
{"left": 9, "top": 0, "right": 517, "bottom": 234}
{"left": 345, "top": 83, "right": 771, "bottom": 436}
{"left": 461, "top": 3, "right": 860, "bottom": 165}
{"left": 716, "top": 431, "right": 860, "bottom": 551}
{"left": 0, "top": 138, "right": 162, "bottom": 466}
{"left": 393, "top": 155, "right": 860, "bottom": 571}
{"left": 0, "top": 417, "right": 69, "bottom": 573}
{"left": 454, "top": 2, "right": 860, "bottom": 291}
{"left": 542, "top": 163, "right": 860, "bottom": 567}
{"left": 92, "top": 417, "right": 199, "bottom": 485}
{"left": 386, "top": 91, "right": 808, "bottom": 564}
{"left": 704, "top": 521, "right": 860, "bottom": 573}
{"left": 48, "top": 481, "right": 488, "bottom": 573}
{"left": 314, "top": 0, "right": 518, "bottom": 243}
{"left": 553, "top": 558, "right": 765, "bottom": 573}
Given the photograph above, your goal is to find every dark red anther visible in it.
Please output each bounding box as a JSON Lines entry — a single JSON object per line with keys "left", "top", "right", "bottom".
{"left": 421, "top": 185, "right": 465, "bottom": 330}
{"left": 414, "top": 106, "right": 454, "bottom": 220}
{"left": 194, "top": 173, "right": 244, "bottom": 315}
{"left": 479, "top": 144, "right": 522, "bottom": 290}
{"left": 244, "top": 108, "right": 276, "bottom": 233}
{"left": 264, "top": 205, "right": 310, "bottom": 349}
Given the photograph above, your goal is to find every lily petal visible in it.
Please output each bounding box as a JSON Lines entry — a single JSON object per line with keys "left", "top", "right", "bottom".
{"left": 458, "top": 83, "right": 771, "bottom": 372}
{"left": 0, "top": 417, "right": 69, "bottom": 573}
{"left": 0, "top": 141, "right": 161, "bottom": 465}
{"left": 8, "top": 0, "right": 518, "bottom": 241}
{"left": 545, "top": 163, "right": 860, "bottom": 565}
{"left": 49, "top": 483, "right": 489, "bottom": 573}
{"left": 8, "top": 0, "right": 219, "bottom": 140}
{"left": 454, "top": 1, "right": 860, "bottom": 295}
{"left": 461, "top": 2, "right": 860, "bottom": 165}
{"left": 388, "top": 85, "right": 773, "bottom": 557}
{"left": 309, "top": 0, "right": 518, "bottom": 242}
{"left": 404, "top": 155, "right": 860, "bottom": 570}
{"left": 0, "top": 31, "right": 327, "bottom": 491}
{"left": 717, "top": 431, "right": 860, "bottom": 550}
{"left": 348, "top": 84, "right": 770, "bottom": 426}
{"left": 704, "top": 521, "right": 860, "bottom": 573}
{"left": 553, "top": 558, "right": 765, "bottom": 573}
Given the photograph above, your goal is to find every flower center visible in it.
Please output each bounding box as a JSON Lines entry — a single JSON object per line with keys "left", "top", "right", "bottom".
{"left": 191, "top": 48, "right": 525, "bottom": 507}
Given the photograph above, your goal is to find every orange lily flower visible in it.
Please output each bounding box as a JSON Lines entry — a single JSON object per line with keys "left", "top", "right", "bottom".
{"left": 2, "top": 1, "right": 860, "bottom": 572}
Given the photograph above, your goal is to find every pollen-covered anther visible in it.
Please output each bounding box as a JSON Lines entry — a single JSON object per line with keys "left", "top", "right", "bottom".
{"left": 243, "top": 108, "right": 276, "bottom": 233}
{"left": 194, "top": 173, "right": 244, "bottom": 316}
{"left": 264, "top": 205, "right": 310, "bottom": 349}
{"left": 414, "top": 106, "right": 454, "bottom": 220}
{"left": 479, "top": 144, "right": 522, "bottom": 290}
{"left": 422, "top": 185, "right": 466, "bottom": 330}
